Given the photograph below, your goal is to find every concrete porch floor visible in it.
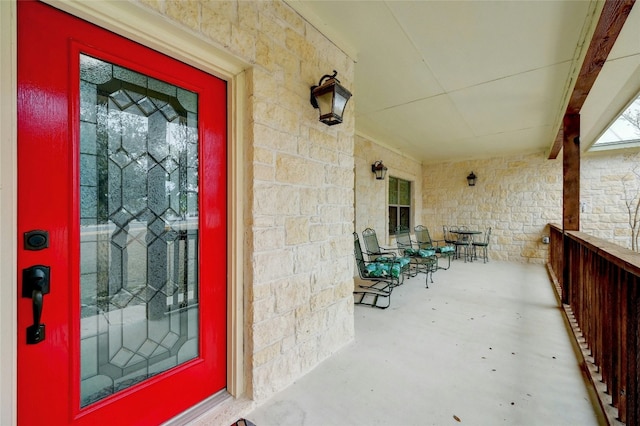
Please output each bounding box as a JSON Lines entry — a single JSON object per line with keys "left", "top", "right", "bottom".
{"left": 246, "top": 260, "right": 604, "bottom": 426}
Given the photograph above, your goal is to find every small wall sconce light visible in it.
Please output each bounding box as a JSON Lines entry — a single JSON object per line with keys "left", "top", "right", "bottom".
{"left": 466, "top": 171, "right": 477, "bottom": 186}
{"left": 310, "top": 70, "right": 352, "bottom": 126}
{"left": 371, "top": 161, "right": 388, "bottom": 180}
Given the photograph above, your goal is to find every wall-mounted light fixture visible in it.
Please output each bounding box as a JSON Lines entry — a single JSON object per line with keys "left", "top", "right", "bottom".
{"left": 310, "top": 70, "right": 352, "bottom": 126}
{"left": 371, "top": 161, "right": 388, "bottom": 180}
{"left": 467, "top": 171, "right": 477, "bottom": 186}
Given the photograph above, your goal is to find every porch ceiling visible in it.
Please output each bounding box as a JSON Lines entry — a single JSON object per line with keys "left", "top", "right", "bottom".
{"left": 287, "top": 0, "right": 640, "bottom": 164}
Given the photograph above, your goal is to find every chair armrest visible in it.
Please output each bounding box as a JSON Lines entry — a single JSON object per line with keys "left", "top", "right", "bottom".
{"left": 431, "top": 238, "right": 445, "bottom": 247}
{"left": 379, "top": 246, "right": 398, "bottom": 256}
{"left": 365, "top": 249, "right": 397, "bottom": 258}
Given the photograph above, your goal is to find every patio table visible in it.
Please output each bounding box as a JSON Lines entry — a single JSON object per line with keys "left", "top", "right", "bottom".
{"left": 452, "top": 229, "right": 482, "bottom": 262}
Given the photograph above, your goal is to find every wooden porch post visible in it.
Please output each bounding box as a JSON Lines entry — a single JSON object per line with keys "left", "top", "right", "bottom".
{"left": 562, "top": 113, "right": 580, "bottom": 304}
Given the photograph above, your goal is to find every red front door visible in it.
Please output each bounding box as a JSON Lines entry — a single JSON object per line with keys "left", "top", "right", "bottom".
{"left": 17, "top": 2, "right": 227, "bottom": 424}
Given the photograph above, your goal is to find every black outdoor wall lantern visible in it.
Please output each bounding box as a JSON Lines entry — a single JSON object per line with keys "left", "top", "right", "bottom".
{"left": 310, "top": 70, "right": 352, "bottom": 126}
{"left": 467, "top": 171, "right": 477, "bottom": 186}
{"left": 371, "top": 161, "right": 388, "bottom": 180}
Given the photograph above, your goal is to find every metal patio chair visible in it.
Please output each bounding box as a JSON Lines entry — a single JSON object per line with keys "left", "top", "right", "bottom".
{"left": 453, "top": 226, "right": 473, "bottom": 262}
{"left": 415, "top": 225, "right": 455, "bottom": 270}
{"left": 362, "top": 227, "right": 412, "bottom": 281}
{"left": 442, "top": 225, "right": 457, "bottom": 245}
{"left": 353, "top": 232, "right": 406, "bottom": 309}
{"left": 472, "top": 226, "right": 492, "bottom": 263}
{"left": 362, "top": 227, "right": 397, "bottom": 261}
{"left": 395, "top": 227, "right": 438, "bottom": 287}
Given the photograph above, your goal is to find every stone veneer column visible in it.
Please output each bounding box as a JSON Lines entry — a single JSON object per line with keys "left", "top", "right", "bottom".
{"left": 137, "top": 0, "right": 357, "bottom": 405}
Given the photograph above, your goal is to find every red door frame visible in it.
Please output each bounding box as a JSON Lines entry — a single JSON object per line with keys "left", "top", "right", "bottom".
{"left": 17, "top": 1, "right": 227, "bottom": 424}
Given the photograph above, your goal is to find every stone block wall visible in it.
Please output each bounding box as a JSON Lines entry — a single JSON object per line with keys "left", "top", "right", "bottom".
{"left": 419, "top": 149, "right": 640, "bottom": 262}
{"left": 355, "top": 141, "right": 567, "bottom": 265}
{"left": 421, "top": 153, "right": 563, "bottom": 263}
{"left": 356, "top": 134, "right": 640, "bottom": 265}
{"left": 581, "top": 150, "right": 640, "bottom": 250}
{"left": 135, "top": 0, "right": 356, "bottom": 415}
{"left": 354, "top": 135, "right": 423, "bottom": 245}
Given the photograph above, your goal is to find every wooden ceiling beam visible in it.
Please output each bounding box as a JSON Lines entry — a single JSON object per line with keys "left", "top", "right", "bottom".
{"left": 548, "top": 0, "right": 635, "bottom": 159}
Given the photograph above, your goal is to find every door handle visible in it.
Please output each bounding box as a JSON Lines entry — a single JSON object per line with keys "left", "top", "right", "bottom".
{"left": 22, "top": 265, "right": 50, "bottom": 344}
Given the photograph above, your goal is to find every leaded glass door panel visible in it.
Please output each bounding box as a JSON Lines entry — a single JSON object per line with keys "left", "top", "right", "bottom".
{"left": 79, "top": 53, "right": 201, "bottom": 406}
{"left": 17, "top": 2, "right": 227, "bottom": 424}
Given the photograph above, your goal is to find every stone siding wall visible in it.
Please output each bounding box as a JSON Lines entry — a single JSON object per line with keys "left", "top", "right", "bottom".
{"left": 135, "top": 0, "right": 356, "bottom": 416}
{"left": 422, "top": 153, "right": 563, "bottom": 263}
{"left": 354, "top": 135, "right": 423, "bottom": 246}
{"left": 581, "top": 150, "right": 640, "bottom": 250}
{"left": 354, "top": 137, "right": 568, "bottom": 268}
{"left": 354, "top": 139, "right": 640, "bottom": 265}
{"left": 421, "top": 150, "right": 640, "bottom": 263}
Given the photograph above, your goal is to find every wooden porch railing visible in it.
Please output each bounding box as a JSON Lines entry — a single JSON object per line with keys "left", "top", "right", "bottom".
{"left": 548, "top": 223, "right": 640, "bottom": 425}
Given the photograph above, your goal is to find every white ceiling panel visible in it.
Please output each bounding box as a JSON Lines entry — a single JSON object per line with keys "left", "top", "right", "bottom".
{"left": 388, "top": 0, "right": 590, "bottom": 92}
{"left": 607, "top": 2, "right": 640, "bottom": 60}
{"left": 354, "top": 55, "right": 444, "bottom": 115}
{"left": 287, "top": 0, "right": 639, "bottom": 163}
{"left": 449, "top": 61, "right": 572, "bottom": 137}
{"left": 359, "top": 93, "right": 475, "bottom": 143}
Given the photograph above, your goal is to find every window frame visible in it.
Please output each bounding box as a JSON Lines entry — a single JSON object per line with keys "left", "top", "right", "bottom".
{"left": 388, "top": 176, "right": 412, "bottom": 234}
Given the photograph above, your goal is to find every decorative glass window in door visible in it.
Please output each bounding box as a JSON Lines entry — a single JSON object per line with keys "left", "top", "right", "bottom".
{"left": 79, "top": 54, "right": 199, "bottom": 406}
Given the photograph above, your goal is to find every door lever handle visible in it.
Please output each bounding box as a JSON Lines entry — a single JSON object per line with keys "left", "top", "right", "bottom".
{"left": 22, "top": 265, "right": 50, "bottom": 344}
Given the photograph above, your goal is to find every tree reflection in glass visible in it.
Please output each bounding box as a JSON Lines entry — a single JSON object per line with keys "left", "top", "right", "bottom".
{"left": 79, "top": 54, "right": 199, "bottom": 407}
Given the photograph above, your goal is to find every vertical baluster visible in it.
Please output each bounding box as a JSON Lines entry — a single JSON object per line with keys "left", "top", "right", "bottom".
{"left": 583, "top": 246, "right": 592, "bottom": 361}
{"left": 612, "top": 267, "right": 621, "bottom": 415}
{"left": 626, "top": 273, "right": 640, "bottom": 425}
{"left": 590, "top": 253, "right": 596, "bottom": 377}
{"left": 597, "top": 264, "right": 619, "bottom": 408}
{"left": 596, "top": 253, "right": 604, "bottom": 386}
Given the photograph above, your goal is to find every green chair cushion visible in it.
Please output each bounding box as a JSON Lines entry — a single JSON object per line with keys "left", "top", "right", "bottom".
{"left": 403, "top": 248, "right": 418, "bottom": 256}
{"left": 404, "top": 248, "right": 436, "bottom": 258}
{"left": 418, "top": 249, "right": 436, "bottom": 257}
{"left": 365, "top": 261, "right": 403, "bottom": 278}
{"left": 377, "top": 256, "right": 411, "bottom": 268}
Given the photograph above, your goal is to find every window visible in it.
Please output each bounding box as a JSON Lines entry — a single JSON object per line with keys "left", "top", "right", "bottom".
{"left": 389, "top": 176, "right": 411, "bottom": 233}
{"left": 591, "top": 92, "right": 640, "bottom": 151}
